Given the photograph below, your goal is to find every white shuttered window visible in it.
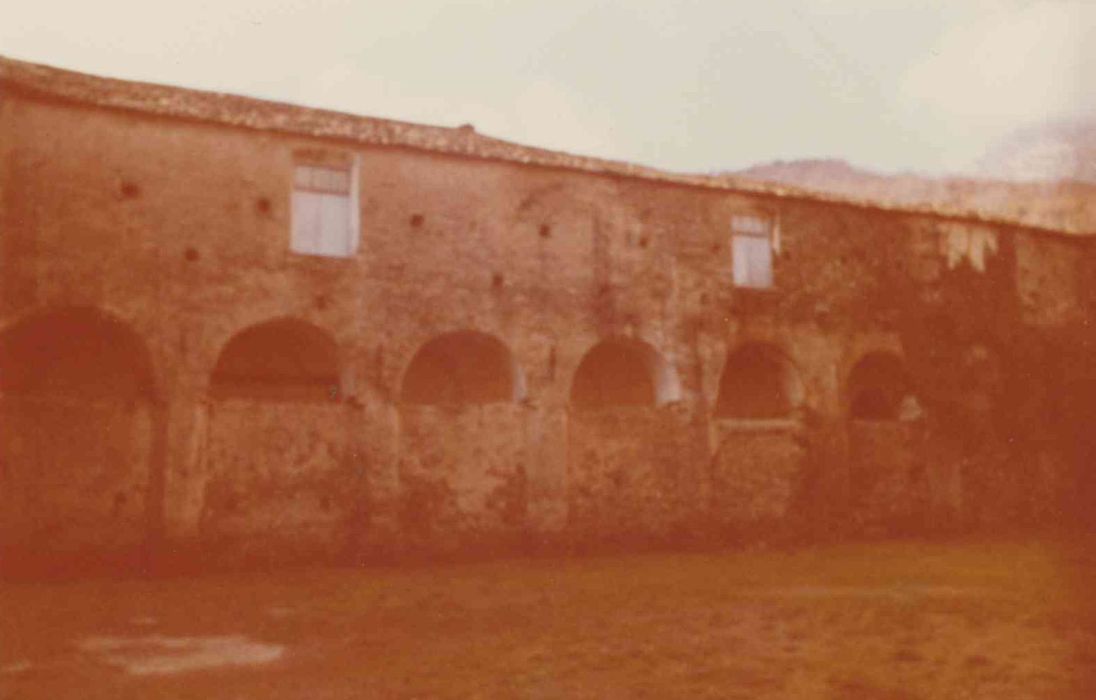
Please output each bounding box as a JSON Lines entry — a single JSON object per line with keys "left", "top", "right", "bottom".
{"left": 291, "top": 161, "right": 359, "bottom": 257}
{"left": 731, "top": 214, "right": 774, "bottom": 288}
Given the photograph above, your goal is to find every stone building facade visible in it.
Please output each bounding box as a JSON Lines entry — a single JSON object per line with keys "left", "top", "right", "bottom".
{"left": 1, "top": 57, "right": 1093, "bottom": 575}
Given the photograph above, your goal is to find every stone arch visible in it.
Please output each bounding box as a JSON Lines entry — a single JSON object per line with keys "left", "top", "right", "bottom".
{"left": 845, "top": 350, "right": 927, "bottom": 531}
{"left": 847, "top": 351, "right": 911, "bottom": 421}
{"left": 0, "top": 306, "right": 157, "bottom": 399}
{"left": 210, "top": 318, "right": 340, "bottom": 401}
{"left": 0, "top": 306, "right": 159, "bottom": 571}
{"left": 714, "top": 342, "right": 803, "bottom": 419}
{"left": 395, "top": 331, "right": 530, "bottom": 547}
{"left": 202, "top": 317, "right": 349, "bottom": 561}
{"left": 400, "top": 330, "right": 525, "bottom": 405}
{"left": 564, "top": 336, "right": 696, "bottom": 540}
{"left": 569, "top": 337, "right": 681, "bottom": 408}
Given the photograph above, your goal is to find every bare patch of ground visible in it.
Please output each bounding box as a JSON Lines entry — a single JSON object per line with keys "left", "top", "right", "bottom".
{"left": 2, "top": 539, "right": 1095, "bottom": 699}
{"left": 76, "top": 634, "right": 284, "bottom": 675}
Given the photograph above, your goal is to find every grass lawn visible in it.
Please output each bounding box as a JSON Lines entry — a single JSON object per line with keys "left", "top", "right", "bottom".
{"left": 3, "top": 539, "right": 1096, "bottom": 699}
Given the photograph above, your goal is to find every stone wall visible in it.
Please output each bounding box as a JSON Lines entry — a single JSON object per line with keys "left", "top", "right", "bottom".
{"left": 200, "top": 400, "right": 353, "bottom": 563}
{"left": 1, "top": 88, "right": 1093, "bottom": 574}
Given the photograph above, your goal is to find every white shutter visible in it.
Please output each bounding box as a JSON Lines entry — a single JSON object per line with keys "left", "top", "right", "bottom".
{"left": 732, "top": 235, "right": 773, "bottom": 288}
{"left": 291, "top": 190, "right": 321, "bottom": 254}
{"left": 318, "top": 193, "right": 350, "bottom": 256}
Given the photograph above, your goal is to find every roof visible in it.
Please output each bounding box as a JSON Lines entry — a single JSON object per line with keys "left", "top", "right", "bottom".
{"left": 0, "top": 54, "right": 1087, "bottom": 238}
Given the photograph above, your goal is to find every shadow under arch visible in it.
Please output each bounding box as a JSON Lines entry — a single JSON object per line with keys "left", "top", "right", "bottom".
{"left": 0, "top": 305, "right": 158, "bottom": 399}
{"left": 714, "top": 342, "right": 803, "bottom": 419}
{"left": 569, "top": 337, "right": 681, "bottom": 408}
{"left": 210, "top": 317, "right": 340, "bottom": 402}
{"left": 847, "top": 350, "right": 911, "bottom": 421}
{"left": 400, "top": 330, "right": 526, "bottom": 405}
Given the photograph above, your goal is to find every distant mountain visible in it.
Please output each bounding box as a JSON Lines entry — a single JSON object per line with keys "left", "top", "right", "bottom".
{"left": 978, "top": 120, "right": 1096, "bottom": 184}
{"left": 732, "top": 158, "right": 1096, "bottom": 234}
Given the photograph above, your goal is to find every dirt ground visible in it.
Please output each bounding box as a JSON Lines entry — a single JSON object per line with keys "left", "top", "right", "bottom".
{"left": 3, "top": 539, "right": 1096, "bottom": 699}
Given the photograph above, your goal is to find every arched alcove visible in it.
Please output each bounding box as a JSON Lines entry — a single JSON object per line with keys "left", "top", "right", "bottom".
{"left": 570, "top": 338, "right": 680, "bottom": 408}
{"left": 0, "top": 306, "right": 156, "bottom": 399}
{"left": 0, "top": 307, "right": 158, "bottom": 569}
{"left": 848, "top": 351, "right": 910, "bottom": 421}
{"left": 396, "top": 331, "right": 529, "bottom": 544}
{"left": 210, "top": 318, "right": 340, "bottom": 401}
{"left": 401, "top": 331, "right": 524, "bottom": 405}
{"left": 203, "top": 318, "right": 348, "bottom": 558}
{"left": 714, "top": 343, "right": 803, "bottom": 419}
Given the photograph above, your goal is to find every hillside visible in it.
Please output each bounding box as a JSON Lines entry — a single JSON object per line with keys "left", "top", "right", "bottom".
{"left": 733, "top": 159, "right": 1096, "bottom": 234}
{"left": 979, "top": 121, "right": 1096, "bottom": 185}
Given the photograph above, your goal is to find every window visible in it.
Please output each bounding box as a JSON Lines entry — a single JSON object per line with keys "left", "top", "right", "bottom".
{"left": 731, "top": 213, "right": 775, "bottom": 288}
{"left": 291, "top": 158, "right": 359, "bottom": 257}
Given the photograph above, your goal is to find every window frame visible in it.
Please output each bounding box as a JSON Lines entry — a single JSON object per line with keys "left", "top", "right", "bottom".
{"left": 290, "top": 153, "right": 360, "bottom": 259}
{"left": 730, "top": 212, "right": 778, "bottom": 289}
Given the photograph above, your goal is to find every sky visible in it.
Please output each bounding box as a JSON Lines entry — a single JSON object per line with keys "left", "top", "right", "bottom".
{"left": 2, "top": 0, "right": 1093, "bottom": 176}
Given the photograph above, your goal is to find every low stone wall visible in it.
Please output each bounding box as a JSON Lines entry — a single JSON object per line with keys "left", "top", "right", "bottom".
{"left": 0, "top": 395, "right": 154, "bottom": 569}
{"left": 395, "top": 403, "right": 531, "bottom": 552}
{"left": 565, "top": 405, "right": 705, "bottom": 544}
{"left": 710, "top": 420, "right": 806, "bottom": 530}
{"left": 198, "top": 400, "right": 352, "bottom": 563}
{"left": 847, "top": 421, "right": 924, "bottom": 533}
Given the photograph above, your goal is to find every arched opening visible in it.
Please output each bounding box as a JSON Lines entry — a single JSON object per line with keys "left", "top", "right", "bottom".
{"left": 203, "top": 318, "right": 347, "bottom": 558}
{"left": 401, "top": 331, "right": 524, "bottom": 405}
{"left": 848, "top": 351, "right": 910, "bottom": 421}
{"left": 0, "top": 307, "right": 155, "bottom": 399}
{"left": 210, "top": 318, "right": 339, "bottom": 401}
{"left": 565, "top": 338, "right": 695, "bottom": 539}
{"left": 570, "top": 338, "right": 680, "bottom": 408}
{"left": 0, "top": 307, "right": 158, "bottom": 569}
{"left": 396, "top": 332, "right": 528, "bottom": 542}
{"left": 714, "top": 343, "right": 802, "bottom": 419}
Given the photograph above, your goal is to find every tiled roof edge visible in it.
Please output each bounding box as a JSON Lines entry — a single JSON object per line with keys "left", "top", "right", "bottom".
{"left": 0, "top": 54, "right": 1089, "bottom": 238}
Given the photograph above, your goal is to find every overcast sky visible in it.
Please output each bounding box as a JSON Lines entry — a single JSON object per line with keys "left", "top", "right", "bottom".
{"left": 2, "top": 0, "right": 1093, "bottom": 176}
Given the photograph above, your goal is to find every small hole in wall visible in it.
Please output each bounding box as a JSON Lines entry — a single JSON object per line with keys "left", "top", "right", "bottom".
{"left": 256, "top": 197, "right": 272, "bottom": 215}
{"left": 119, "top": 181, "right": 141, "bottom": 199}
{"left": 315, "top": 294, "right": 329, "bottom": 311}
{"left": 492, "top": 272, "right": 505, "bottom": 289}
{"left": 710, "top": 243, "right": 721, "bottom": 254}
{"left": 539, "top": 224, "right": 551, "bottom": 238}
{"left": 638, "top": 236, "right": 650, "bottom": 249}
{"left": 410, "top": 214, "right": 424, "bottom": 228}
{"left": 184, "top": 247, "right": 200, "bottom": 262}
